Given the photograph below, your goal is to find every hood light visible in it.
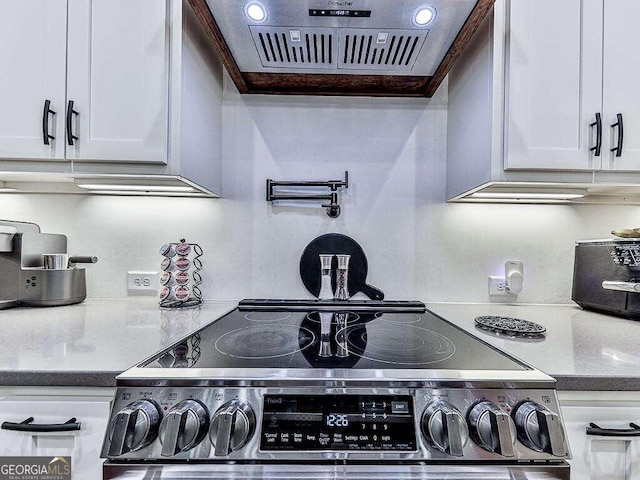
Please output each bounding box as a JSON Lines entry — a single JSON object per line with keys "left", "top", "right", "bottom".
{"left": 470, "top": 192, "right": 586, "bottom": 201}
{"left": 413, "top": 6, "right": 436, "bottom": 26}
{"left": 244, "top": 2, "right": 267, "bottom": 23}
{"left": 76, "top": 184, "right": 196, "bottom": 193}
{"left": 86, "top": 190, "right": 201, "bottom": 196}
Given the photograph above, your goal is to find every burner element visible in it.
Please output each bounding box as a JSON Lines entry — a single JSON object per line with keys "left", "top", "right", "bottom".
{"left": 306, "top": 311, "right": 360, "bottom": 324}
{"left": 344, "top": 322, "right": 456, "bottom": 365}
{"left": 215, "top": 325, "right": 315, "bottom": 359}
{"left": 244, "top": 311, "right": 292, "bottom": 322}
{"left": 474, "top": 316, "right": 546, "bottom": 337}
{"left": 374, "top": 312, "right": 422, "bottom": 324}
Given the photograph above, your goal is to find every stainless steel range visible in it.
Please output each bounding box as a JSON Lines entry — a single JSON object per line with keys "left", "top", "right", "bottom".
{"left": 101, "top": 299, "right": 570, "bottom": 479}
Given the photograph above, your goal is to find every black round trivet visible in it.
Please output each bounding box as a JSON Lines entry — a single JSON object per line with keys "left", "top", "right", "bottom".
{"left": 474, "top": 316, "right": 546, "bottom": 337}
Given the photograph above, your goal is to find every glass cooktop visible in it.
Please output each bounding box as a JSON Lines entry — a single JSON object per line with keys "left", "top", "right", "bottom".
{"left": 140, "top": 305, "right": 529, "bottom": 371}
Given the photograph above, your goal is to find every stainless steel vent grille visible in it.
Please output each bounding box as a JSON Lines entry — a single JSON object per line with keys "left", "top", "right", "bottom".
{"left": 338, "top": 29, "right": 428, "bottom": 71}
{"left": 249, "top": 27, "right": 428, "bottom": 73}
{"left": 250, "top": 27, "right": 336, "bottom": 70}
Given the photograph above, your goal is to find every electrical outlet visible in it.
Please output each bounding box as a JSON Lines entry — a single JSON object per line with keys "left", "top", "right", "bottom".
{"left": 127, "top": 271, "right": 159, "bottom": 295}
{"left": 489, "top": 276, "right": 515, "bottom": 297}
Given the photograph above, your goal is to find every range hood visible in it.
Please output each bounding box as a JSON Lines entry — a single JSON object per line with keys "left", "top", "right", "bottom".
{"left": 188, "top": 0, "right": 495, "bottom": 97}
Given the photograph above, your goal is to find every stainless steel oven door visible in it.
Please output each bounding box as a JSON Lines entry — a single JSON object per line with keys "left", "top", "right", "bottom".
{"left": 104, "top": 462, "right": 570, "bottom": 479}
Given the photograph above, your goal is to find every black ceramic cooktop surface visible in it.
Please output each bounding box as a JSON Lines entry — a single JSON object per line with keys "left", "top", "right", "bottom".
{"left": 140, "top": 307, "right": 529, "bottom": 371}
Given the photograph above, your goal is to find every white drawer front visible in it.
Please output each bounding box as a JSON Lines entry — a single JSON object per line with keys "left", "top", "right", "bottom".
{"left": 0, "top": 396, "right": 111, "bottom": 479}
{"left": 561, "top": 403, "right": 640, "bottom": 480}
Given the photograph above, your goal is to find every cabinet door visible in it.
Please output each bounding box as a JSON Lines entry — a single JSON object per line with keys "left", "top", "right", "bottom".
{"left": 504, "top": 0, "right": 603, "bottom": 171}
{"left": 602, "top": 0, "right": 640, "bottom": 171}
{"left": 0, "top": 0, "right": 67, "bottom": 161}
{"left": 0, "top": 396, "right": 111, "bottom": 479}
{"left": 561, "top": 404, "right": 640, "bottom": 480}
{"left": 66, "top": 0, "right": 168, "bottom": 164}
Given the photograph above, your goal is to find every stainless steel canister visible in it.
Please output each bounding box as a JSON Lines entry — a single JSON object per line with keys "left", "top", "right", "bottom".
{"left": 43, "top": 253, "right": 69, "bottom": 270}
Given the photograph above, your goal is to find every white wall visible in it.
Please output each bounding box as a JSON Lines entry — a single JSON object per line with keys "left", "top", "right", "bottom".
{"left": 2, "top": 78, "right": 640, "bottom": 303}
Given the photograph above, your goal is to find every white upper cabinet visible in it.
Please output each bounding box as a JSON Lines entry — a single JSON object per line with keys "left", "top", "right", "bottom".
{"left": 0, "top": 0, "right": 222, "bottom": 195}
{"left": 0, "top": 1, "right": 67, "bottom": 161}
{"left": 66, "top": 0, "right": 167, "bottom": 164}
{"left": 505, "top": 0, "right": 640, "bottom": 172}
{"left": 602, "top": 0, "right": 640, "bottom": 171}
{"left": 0, "top": 0, "right": 168, "bottom": 165}
{"left": 447, "top": 0, "right": 640, "bottom": 201}
{"left": 505, "top": 0, "right": 603, "bottom": 171}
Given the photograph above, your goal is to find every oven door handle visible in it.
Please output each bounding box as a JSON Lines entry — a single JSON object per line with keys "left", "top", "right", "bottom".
{"left": 601, "top": 281, "right": 640, "bottom": 293}
{"left": 586, "top": 422, "right": 640, "bottom": 437}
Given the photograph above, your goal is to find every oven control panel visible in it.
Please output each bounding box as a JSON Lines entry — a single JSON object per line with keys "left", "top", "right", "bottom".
{"left": 101, "top": 386, "right": 570, "bottom": 462}
{"left": 260, "top": 394, "right": 416, "bottom": 451}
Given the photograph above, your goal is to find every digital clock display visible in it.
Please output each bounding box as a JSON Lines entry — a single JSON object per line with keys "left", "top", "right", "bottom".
{"left": 325, "top": 413, "right": 349, "bottom": 427}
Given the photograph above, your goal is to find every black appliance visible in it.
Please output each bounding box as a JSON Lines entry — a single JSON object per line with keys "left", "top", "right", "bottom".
{"left": 573, "top": 239, "right": 640, "bottom": 319}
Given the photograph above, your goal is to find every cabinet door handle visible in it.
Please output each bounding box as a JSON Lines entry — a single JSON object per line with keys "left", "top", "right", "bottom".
{"left": 586, "top": 422, "right": 640, "bottom": 437}
{"left": 611, "top": 113, "right": 624, "bottom": 157}
{"left": 590, "top": 112, "right": 602, "bottom": 157}
{"left": 66, "top": 100, "right": 79, "bottom": 146}
{"left": 1, "top": 416, "right": 81, "bottom": 433}
{"left": 42, "top": 99, "right": 56, "bottom": 145}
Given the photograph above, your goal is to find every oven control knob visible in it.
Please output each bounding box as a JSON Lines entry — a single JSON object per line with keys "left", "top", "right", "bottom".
{"left": 467, "top": 401, "right": 517, "bottom": 456}
{"left": 159, "top": 399, "right": 209, "bottom": 456}
{"left": 421, "top": 401, "right": 468, "bottom": 456}
{"left": 513, "top": 401, "right": 567, "bottom": 456}
{"left": 209, "top": 400, "right": 256, "bottom": 456}
{"left": 107, "top": 399, "right": 162, "bottom": 456}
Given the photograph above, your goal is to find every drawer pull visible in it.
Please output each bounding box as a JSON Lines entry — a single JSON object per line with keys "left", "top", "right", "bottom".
{"left": 586, "top": 422, "right": 640, "bottom": 437}
{"left": 1, "top": 416, "right": 81, "bottom": 433}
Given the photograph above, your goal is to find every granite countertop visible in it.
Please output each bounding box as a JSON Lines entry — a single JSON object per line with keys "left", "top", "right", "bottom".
{"left": 425, "top": 303, "right": 640, "bottom": 391}
{"left": 1, "top": 299, "right": 639, "bottom": 390}
{"left": 0, "top": 299, "right": 236, "bottom": 387}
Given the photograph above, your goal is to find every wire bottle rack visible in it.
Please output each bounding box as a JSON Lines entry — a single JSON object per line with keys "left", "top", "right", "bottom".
{"left": 159, "top": 239, "right": 203, "bottom": 309}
